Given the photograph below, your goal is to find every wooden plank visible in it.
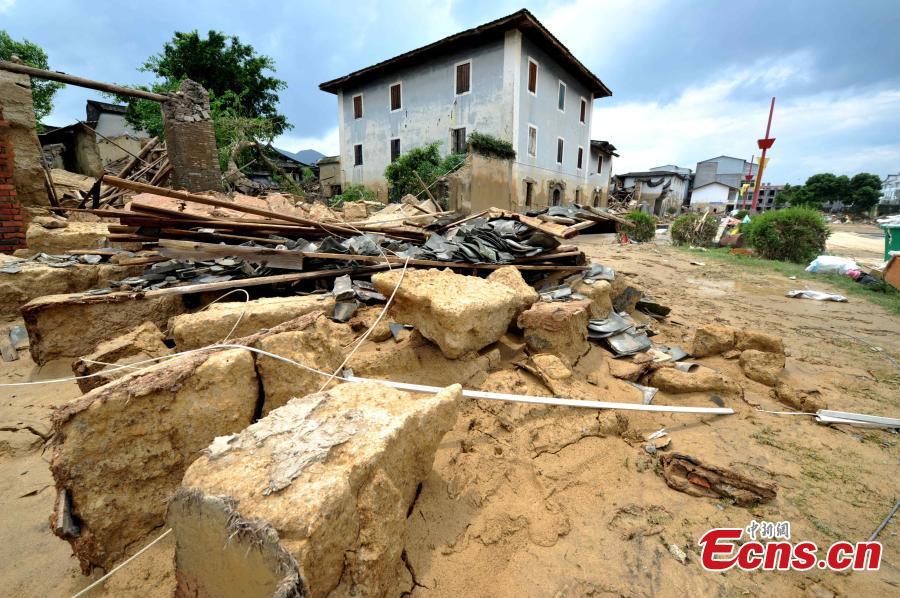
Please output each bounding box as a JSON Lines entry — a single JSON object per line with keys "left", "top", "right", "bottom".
{"left": 159, "top": 239, "right": 305, "bottom": 271}
{"left": 0, "top": 60, "right": 169, "bottom": 102}
{"left": 103, "top": 176, "right": 359, "bottom": 235}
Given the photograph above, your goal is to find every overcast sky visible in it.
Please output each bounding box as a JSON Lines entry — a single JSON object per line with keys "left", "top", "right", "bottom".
{"left": 3, "top": 0, "right": 899, "bottom": 183}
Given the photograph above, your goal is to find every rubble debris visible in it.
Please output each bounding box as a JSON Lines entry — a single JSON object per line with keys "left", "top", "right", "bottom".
{"left": 517, "top": 299, "right": 591, "bottom": 366}
{"left": 690, "top": 325, "right": 737, "bottom": 357}
{"left": 71, "top": 321, "right": 172, "bottom": 392}
{"left": 347, "top": 329, "right": 499, "bottom": 388}
{"left": 255, "top": 315, "right": 351, "bottom": 414}
{"left": 612, "top": 284, "right": 643, "bottom": 313}
{"left": 636, "top": 297, "right": 670, "bottom": 317}
{"left": 628, "top": 381, "right": 659, "bottom": 405}
{"left": 167, "top": 382, "right": 459, "bottom": 598}
{"left": 647, "top": 366, "right": 740, "bottom": 395}
{"left": 608, "top": 359, "right": 650, "bottom": 382}
{"left": 531, "top": 353, "right": 573, "bottom": 379}
{"left": 605, "top": 329, "right": 652, "bottom": 357}
{"left": 372, "top": 268, "right": 520, "bottom": 359}
{"left": 50, "top": 348, "right": 259, "bottom": 573}
{"left": 771, "top": 382, "right": 826, "bottom": 412}
{"left": 659, "top": 453, "right": 777, "bottom": 507}
{"left": 24, "top": 221, "right": 111, "bottom": 255}
{"left": 735, "top": 330, "right": 784, "bottom": 354}
{"left": 739, "top": 349, "right": 785, "bottom": 386}
{"left": 23, "top": 292, "right": 186, "bottom": 365}
{"left": 587, "top": 311, "right": 633, "bottom": 339}
{"left": 570, "top": 278, "right": 613, "bottom": 318}
{"left": 169, "top": 294, "right": 335, "bottom": 350}
{"left": 486, "top": 265, "right": 539, "bottom": 316}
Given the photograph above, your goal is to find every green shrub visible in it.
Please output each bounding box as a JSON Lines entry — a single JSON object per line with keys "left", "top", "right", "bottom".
{"left": 329, "top": 184, "right": 375, "bottom": 208}
{"left": 670, "top": 212, "right": 719, "bottom": 247}
{"left": 743, "top": 207, "right": 830, "bottom": 263}
{"left": 625, "top": 211, "right": 658, "bottom": 242}
{"left": 468, "top": 131, "right": 516, "bottom": 160}
{"left": 384, "top": 142, "right": 465, "bottom": 202}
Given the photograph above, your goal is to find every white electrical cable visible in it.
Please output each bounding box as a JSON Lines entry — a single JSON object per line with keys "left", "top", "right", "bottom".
{"left": 70, "top": 528, "right": 172, "bottom": 598}
{"left": 318, "top": 256, "right": 410, "bottom": 392}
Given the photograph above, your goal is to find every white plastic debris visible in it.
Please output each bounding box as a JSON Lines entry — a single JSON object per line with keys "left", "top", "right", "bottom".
{"left": 805, "top": 255, "right": 859, "bottom": 275}
{"left": 786, "top": 290, "right": 848, "bottom": 302}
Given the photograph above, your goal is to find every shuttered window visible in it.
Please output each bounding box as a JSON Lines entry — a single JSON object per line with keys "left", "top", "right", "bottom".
{"left": 352, "top": 95, "right": 363, "bottom": 119}
{"left": 527, "top": 60, "right": 538, "bottom": 94}
{"left": 580, "top": 98, "right": 587, "bottom": 123}
{"left": 390, "top": 138, "right": 401, "bottom": 162}
{"left": 390, "top": 83, "right": 402, "bottom": 111}
{"left": 577, "top": 147, "right": 584, "bottom": 169}
{"left": 556, "top": 138, "right": 564, "bottom": 164}
{"left": 354, "top": 144, "right": 363, "bottom": 166}
{"left": 455, "top": 61, "right": 471, "bottom": 95}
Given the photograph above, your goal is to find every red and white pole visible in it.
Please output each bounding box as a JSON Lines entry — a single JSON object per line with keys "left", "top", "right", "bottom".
{"left": 751, "top": 97, "right": 776, "bottom": 212}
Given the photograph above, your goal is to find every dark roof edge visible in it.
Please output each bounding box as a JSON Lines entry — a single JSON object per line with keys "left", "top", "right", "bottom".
{"left": 319, "top": 9, "right": 611, "bottom": 98}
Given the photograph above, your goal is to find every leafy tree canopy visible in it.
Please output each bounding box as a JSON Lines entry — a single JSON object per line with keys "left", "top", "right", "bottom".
{"left": 120, "top": 30, "right": 289, "bottom": 137}
{"left": 782, "top": 172, "right": 884, "bottom": 213}
{"left": 384, "top": 142, "right": 465, "bottom": 204}
{"left": 847, "top": 172, "right": 883, "bottom": 213}
{"left": 0, "top": 31, "right": 64, "bottom": 124}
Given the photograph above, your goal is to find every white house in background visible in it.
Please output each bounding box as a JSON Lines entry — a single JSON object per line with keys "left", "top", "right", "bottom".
{"left": 689, "top": 155, "right": 757, "bottom": 211}
{"left": 318, "top": 9, "right": 613, "bottom": 208}
{"left": 85, "top": 100, "right": 148, "bottom": 166}
{"left": 614, "top": 166, "right": 691, "bottom": 215}
{"left": 880, "top": 174, "right": 900, "bottom": 215}
{"left": 588, "top": 140, "right": 618, "bottom": 207}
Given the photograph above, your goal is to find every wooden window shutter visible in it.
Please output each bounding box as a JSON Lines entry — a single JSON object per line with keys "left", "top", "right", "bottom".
{"left": 456, "top": 62, "right": 471, "bottom": 94}
{"left": 353, "top": 95, "right": 363, "bottom": 119}
{"left": 528, "top": 61, "right": 537, "bottom": 93}
{"left": 354, "top": 144, "right": 363, "bottom": 166}
{"left": 390, "top": 84, "right": 401, "bottom": 111}
{"left": 390, "top": 139, "right": 401, "bottom": 162}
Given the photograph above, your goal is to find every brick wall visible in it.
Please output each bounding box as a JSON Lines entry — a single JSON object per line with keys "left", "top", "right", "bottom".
{"left": 0, "top": 107, "right": 27, "bottom": 252}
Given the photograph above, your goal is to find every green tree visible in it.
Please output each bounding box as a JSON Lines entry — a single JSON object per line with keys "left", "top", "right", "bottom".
{"left": 384, "top": 142, "right": 465, "bottom": 202}
{"left": 0, "top": 31, "right": 64, "bottom": 124}
{"left": 802, "top": 173, "right": 850, "bottom": 208}
{"left": 780, "top": 183, "right": 815, "bottom": 207}
{"left": 847, "top": 172, "right": 883, "bottom": 213}
{"left": 121, "top": 30, "right": 289, "bottom": 136}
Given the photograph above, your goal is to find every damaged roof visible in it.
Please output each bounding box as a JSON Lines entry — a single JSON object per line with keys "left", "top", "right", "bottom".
{"left": 590, "top": 140, "right": 619, "bottom": 157}
{"left": 319, "top": 9, "right": 611, "bottom": 97}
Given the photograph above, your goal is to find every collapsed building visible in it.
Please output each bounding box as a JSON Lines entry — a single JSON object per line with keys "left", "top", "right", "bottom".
{"left": 3, "top": 36, "right": 895, "bottom": 598}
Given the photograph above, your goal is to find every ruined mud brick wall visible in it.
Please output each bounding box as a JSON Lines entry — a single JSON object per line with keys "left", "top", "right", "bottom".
{"left": 0, "top": 69, "right": 46, "bottom": 208}
{"left": 0, "top": 107, "right": 26, "bottom": 252}
{"left": 161, "top": 79, "right": 221, "bottom": 192}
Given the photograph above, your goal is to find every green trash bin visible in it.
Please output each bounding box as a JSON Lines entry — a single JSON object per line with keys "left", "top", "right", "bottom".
{"left": 883, "top": 225, "right": 900, "bottom": 260}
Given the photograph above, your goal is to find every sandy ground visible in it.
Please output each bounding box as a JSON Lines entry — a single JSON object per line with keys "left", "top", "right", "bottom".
{"left": 1, "top": 234, "right": 898, "bottom": 596}
{"left": 826, "top": 223, "right": 887, "bottom": 266}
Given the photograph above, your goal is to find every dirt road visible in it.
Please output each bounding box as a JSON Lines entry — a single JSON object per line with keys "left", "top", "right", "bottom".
{"left": 827, "top": 223, "right": 886, "bottom": 265}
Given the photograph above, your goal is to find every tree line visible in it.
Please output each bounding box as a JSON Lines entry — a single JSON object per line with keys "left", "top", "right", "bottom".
{"left": 778, "top": 172, "right": 883, "bottom": 213}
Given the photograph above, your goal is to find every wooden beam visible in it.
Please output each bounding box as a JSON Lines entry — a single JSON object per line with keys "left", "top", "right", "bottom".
{"left": 102, "top": 175, "right": 360, "bottom": 235}
{"left": 0, "top": 60, "right": 170, "bottom": 102}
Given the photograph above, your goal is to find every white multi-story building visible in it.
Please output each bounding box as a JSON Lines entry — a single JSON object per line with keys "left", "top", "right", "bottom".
{"left": 319, "top": 9, "right": 613, "bottom": 209}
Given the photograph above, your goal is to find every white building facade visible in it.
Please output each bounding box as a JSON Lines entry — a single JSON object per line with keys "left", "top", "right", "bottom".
{"left": 319, "top": 10, "right": 612, "bottom": 209}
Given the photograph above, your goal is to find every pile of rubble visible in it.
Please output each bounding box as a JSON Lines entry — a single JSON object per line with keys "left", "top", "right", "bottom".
{"left": 22, "top": 229, "right": 827, "bottom": 594}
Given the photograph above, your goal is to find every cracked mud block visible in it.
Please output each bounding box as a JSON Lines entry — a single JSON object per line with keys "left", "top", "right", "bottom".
{"left": 517, "top": 299, "right": 591, "bottom": 367}
{"left": 23, "top": 292, "right": 187, "bottom": 365}
{"left": 71, "top": 321, "right": 172, "bottom": 393}
{"left": 49, "top": 348, "right": 258, "bottom": 573}
{"left": 486, "top": 266, "right": 539, "bottom": 317}
{"left": 169, "top": 294, "right": 335, "bottom": 350}
{"left": 168, "top": 381, "right": 459, "bottom": 598}
{"left": 372, "top": 268, "right": 519, "bottom": 359}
